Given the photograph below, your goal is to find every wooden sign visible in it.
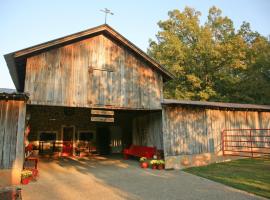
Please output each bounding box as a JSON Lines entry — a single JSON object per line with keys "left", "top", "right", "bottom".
{"left": 91, "top": 109, "right": 114, "bottom": 116}
{"left": 91, "top": 117, "right": 114, "bottom": 123}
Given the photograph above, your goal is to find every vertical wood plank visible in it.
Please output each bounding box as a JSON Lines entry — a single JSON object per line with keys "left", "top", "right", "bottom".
{"left": 14, "top": 101, "right": 26, "bottom": 170}
{"left": 0, "top": 100, "right": 26, "bottom": 169}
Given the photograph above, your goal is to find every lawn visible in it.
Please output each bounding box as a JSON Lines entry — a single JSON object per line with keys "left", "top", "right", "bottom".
{"left": 183, "top": 157, "right": 270, "bottom": 198}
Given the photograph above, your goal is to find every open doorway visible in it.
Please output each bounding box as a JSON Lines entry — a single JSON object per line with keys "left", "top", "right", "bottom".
{"left": 62, "top": 126, "right": 75, "bottom": 156}
{"left": 26, "top": 105, "right": 162, "bottom": 159}
{"left": 96, "top": 127, "right": 111, "bottom": 155}
{"left": 39, "top": 131, "right": 57, "bottom": 154}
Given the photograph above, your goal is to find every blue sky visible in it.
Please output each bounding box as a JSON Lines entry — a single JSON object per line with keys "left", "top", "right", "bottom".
{"left": 1, "top": 0, "right": 270, "bottom": 89}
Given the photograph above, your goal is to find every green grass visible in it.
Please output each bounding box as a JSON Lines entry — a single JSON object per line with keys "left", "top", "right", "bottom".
{"left": 183, "top": 157, "right": 270, "bottom": 198}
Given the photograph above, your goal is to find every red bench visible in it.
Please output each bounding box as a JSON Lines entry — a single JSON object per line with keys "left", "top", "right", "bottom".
{"left": 123, "top": 145, "right": 156, "bottom": 159}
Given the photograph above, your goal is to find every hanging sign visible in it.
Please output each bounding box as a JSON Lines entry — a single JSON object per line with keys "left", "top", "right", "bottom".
{"left": 91, "top": 109, "right": 114, "bottom": 116}
{"left": 91, "top": 109, "right": 114, "bottom": 122}
{"left": 91, "top": 117, "right": 114, "bottom": 123}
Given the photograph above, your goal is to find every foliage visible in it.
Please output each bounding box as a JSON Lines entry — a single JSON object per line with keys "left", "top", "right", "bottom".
{"left": 140, "top": 157, "right": 147, "bottom": 162}
{"left": 156, "top": 160, "right": 165, "bottom": 165}
{"left": 21, "top": 170, "right": 33, "bottom": 179}
{"left": 150, "top": 159, "right": 158, "bottom": 166}
{"left": 150, "top": 159, "right": 164, "bottom": 166}
{"left": 183, "top": 157, "right": 270, "bottom": 198}
{"left": 148, "top": 6, "right": 270, "bottom": 104}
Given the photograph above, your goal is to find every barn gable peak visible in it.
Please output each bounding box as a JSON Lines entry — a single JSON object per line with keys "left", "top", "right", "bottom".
{"left": 4, "top": 24, "right": 173, "bottom": 91}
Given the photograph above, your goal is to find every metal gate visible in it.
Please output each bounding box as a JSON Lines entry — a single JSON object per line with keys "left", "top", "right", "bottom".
{"left": 222, "top": 128, "right": 270, "bottom": 157}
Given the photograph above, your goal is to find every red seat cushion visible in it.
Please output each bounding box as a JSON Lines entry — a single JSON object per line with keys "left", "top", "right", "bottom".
{"left": 124, "top": 145, "right": 156, "bottom": 159}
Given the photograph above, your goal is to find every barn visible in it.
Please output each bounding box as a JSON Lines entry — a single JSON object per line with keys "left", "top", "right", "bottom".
{"left": 1, "top": 24, "right": 270, "bottom": 186}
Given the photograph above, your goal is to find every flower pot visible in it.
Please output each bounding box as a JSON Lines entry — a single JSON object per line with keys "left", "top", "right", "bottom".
{"left": 21, "top": 178, "right": 30, "bottom": 185}
{"left": 158, "top": 164, "right": 164, "bottom": 170}
{"left": 31, "top": 169, "right": 39, "bottom": 177}
{"left": 140, "top": 162, "right": 148, "bottom": 168}
{"left": 29, "top": 176, "right": 33, "bottom": 181}
{"left": 152, "top": 165, "right": 157, "bottom": 170}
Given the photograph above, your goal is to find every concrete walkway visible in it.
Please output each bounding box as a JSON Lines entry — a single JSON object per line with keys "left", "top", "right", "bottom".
{"left": 22, "top": 156, "right": 264, "bottom": 200}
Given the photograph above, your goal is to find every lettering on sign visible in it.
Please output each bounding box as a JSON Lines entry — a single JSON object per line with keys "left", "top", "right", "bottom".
{"left": 91, "top": 109, "right": 114, "bottom": 116}
{"left": 91, "top": 117, "right": 114, "bottom": 123}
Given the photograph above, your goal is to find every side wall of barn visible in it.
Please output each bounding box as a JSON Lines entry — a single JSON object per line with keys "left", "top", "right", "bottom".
{"left": 0, "top": 100, "right": 26, "bottom": 186}
{"left": 162, "top": 105, "right": 270, "bottom": 169}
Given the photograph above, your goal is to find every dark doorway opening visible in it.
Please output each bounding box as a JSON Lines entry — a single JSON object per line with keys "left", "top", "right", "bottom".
{"left": 62, "top": 126, "right": 74, "bottom": 155}
{"left": 96, "top": 126, "right": 111, "bottom": 155}
{"left": 39, "top": 132, "right": 57, "bottom": 154}
{"left": 27, "top": 105, "right": 161, "bottom": 158}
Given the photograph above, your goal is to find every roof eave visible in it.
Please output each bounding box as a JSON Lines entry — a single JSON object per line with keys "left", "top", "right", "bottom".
{"left": 4, "top": 53, "right": 22, "bottom": 91}
{"left": 0, "top": 90, "right": 29, "bottom": 101}
{"left": 162, "top": 99, "right": 270, "bottom": 112}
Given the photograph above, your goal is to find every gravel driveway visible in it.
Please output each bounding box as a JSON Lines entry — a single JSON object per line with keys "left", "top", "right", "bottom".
{"left": 21, "top": 155, "right": 265, "bottom": 200}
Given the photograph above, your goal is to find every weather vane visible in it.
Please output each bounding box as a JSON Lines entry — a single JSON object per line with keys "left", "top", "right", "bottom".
{"left": 100, "top": 8, "right": 114, "bottom": 24}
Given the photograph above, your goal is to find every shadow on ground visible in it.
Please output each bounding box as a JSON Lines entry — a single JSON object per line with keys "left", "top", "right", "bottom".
{"left": 22, "top": 155, "right": 264, "bottom": 200}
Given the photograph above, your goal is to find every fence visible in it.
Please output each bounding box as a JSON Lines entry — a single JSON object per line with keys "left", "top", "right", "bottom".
{"left": 222, "top": 129, "right": 270, "bottom": 157}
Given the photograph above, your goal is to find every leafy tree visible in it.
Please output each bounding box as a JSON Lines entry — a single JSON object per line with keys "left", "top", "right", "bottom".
{"left": 148, "top": 6, "right": 270, "bottom": 104}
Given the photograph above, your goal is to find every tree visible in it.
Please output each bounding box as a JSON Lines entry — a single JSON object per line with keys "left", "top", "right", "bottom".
{"left": 238, "top": 36, "right": 270, "bottom": 104}
{"left": 148, "top": 6, "right": 270, "bottom": 104}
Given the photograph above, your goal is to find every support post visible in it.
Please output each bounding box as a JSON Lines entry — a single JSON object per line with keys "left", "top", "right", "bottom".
{"left": 250, "top": 130, "right": 253, "bottom": 157}
{"left": 222, "top": 130, "right": 225, "bottom": 156}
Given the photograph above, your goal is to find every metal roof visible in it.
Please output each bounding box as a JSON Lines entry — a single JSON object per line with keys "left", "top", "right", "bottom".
{"left": 0, "top": 88, "right": 17, "bottom": 93}
{"left": 4, "top": 24, "right": 174, "bottom": 92}
{"left": 162, "top": 99, "right": 270, "bottom": 111}
{"left": 0, "top": 88, "right": 29, "bottom": 101}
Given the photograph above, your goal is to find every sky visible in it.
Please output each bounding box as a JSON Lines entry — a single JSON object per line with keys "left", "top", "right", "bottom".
{"left": 0, "top": 0, "right": 270, "bottom": 89}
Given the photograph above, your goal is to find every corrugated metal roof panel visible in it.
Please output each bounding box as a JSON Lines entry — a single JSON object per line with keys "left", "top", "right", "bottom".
{"left": 0, "top": 88, "right": 17, "bottom": 93}
{"left": 0, "top": 88, "right": 29, "bottom": 100}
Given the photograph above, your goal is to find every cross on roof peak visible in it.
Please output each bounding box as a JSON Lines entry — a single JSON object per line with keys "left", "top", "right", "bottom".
{"left": 100, "top": 8, "right": 114, "bottom": 24}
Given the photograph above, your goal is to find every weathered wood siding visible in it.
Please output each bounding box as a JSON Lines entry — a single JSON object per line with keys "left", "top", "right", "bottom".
{"left": 162, "top": 106, "right": 270, "bottom": 157}
{"left": 132, "top": 111, "right": 163, "bottom": 149}
{"left": 25, "top": 34, "right": 163, "bottom": 109}
{"left": 0, "top": 100, "right": 26, "bottom": 169}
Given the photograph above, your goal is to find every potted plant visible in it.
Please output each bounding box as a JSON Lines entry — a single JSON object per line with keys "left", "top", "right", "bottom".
{"left": 30, "top": 168, "right": 39, "bottom": 181}
{"left": 139, "top": 157, "right": 148, "bottom": 168}
{"left": 150, "top": 159, "right": 158, "bottom": 169}
{"left": 21, "top": 170, "right": 33, "bottom": 185}
{"left": 157, "top": 160, "right": 165, "bottom": 170}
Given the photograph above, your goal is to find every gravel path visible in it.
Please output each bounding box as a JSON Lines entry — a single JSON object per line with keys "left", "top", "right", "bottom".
{"left": 21, "top": 156, "right": 265, "bottom": 200}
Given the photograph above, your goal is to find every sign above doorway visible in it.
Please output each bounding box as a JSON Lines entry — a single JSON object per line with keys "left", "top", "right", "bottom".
{"left": 91, "top": 109, "right": 114, "bottom": 123}
{"left": 91, "top": 110, "right": 114, "bottom": 116}
{"left": 91, "top": 117, "right": 114, "bottom": 123}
